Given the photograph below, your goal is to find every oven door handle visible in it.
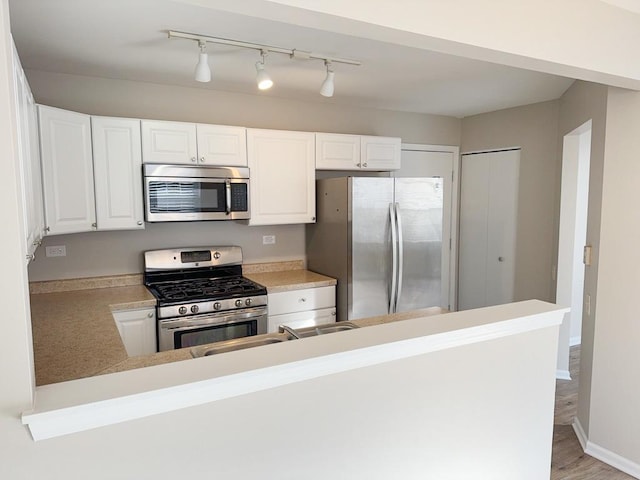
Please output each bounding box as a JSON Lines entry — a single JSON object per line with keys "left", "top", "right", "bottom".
{"left": 225, "top": 179, "right": 232, "bottom": 215}
{"left": 158, "top": 306, "right": 267, "bottom": 330}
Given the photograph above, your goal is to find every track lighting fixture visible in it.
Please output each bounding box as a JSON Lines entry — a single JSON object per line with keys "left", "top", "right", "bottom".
{"left": 320, "top": 60, "right": 335, "bottom": 97}
{"left": 255, "top": 51, "right": 273, "bottom": 90}
{"left": 168, "top": 30, "right": 360, "bottom": 95}
{"left": 194, "top": 41, "right": 211, "bottom": 83}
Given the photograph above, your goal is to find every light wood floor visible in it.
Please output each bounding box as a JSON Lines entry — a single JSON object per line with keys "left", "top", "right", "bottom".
{"left": 550, "top": 345, "right": 634, "bottom": 479}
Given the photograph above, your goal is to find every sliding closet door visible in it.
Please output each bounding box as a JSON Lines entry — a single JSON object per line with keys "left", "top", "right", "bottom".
{"left": 458, "top": 149, "right": 520, "bottom": 310}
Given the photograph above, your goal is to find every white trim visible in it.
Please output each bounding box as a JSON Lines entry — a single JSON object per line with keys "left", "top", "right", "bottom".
{"left": 570, "top": 335, "right": 582, "bottom": 346}
{"left": 573, "top": 417, "right": 588, "bottom": 450}
{"left": 400, "top": 143, "right": 460, "bottom": 310}
{"left": 573, "top": 418, "right": 640, "bottom": 478}
{"left": 22, "top": 301, "right": 565, "bottom": 441}
{"left": 556, "top": 369, "right": 572, "bottom": 380}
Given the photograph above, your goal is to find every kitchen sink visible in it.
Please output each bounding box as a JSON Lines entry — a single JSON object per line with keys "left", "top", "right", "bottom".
{"left": 191, "top": 321, "right": 361, "bottom": 357}
{"left": 280, "top": 321, "right": 360, "bottom": 338}
{"left": 190, "top": 332, "right": 294, "bottom": 357}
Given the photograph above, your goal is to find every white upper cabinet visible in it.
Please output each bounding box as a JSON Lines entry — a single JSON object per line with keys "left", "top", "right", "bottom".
{"left": 247, "top": 129, "right": 315, "bottom": 225}
{"left": 38, "top": 105, "right": 96, "bottom": 235}
{"left": 91, "top": 117, "right": 144, "bottom": 230}
{"left": 315, "top": 133, "right": 360, "bottom": 170}
{"left": 361, "top": 136, "right": 401, "bottom": 170}
{"left": 196, "top": 124, "right": 247, "bottom": 166}
{"left": 316, "top": 133, "right": 401, "bottom": 171}
{"left": 141, "top": 120, "right": 247, "bottom": 166}
{"left": 11, "top": 39, "right": 44, "bottom": 262}
{"left": 141, "top": 120, "right": 198, "bottom": 164}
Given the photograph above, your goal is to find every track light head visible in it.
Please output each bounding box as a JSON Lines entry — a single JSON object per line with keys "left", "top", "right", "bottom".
{"left": 255, "top": 51, "right": 273, "bottom": 90}
{"left": 320, "top": 61, "right": 335, "bottom": 97}
{"left": 194, "top": 41, "right": 211, "bottom": 83}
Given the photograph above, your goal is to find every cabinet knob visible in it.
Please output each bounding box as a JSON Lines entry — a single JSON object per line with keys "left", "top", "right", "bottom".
{"left": 498, "top": 257, "right": 504, "bottom": 262}
{"left": 92, "top": 222, "right": 97, "bottom": 228}
{"left": 147, "top": 312, "right": 154, "bottom": 318}
{"left": 363, "top": 162, "right": 368, "bottom": 168}
{"left": 199, "top": 157, "right": 205, "bottom": 163}
{"left": 311, "top": 216, "right": 316, "bottom": 221}
{"left": 356, "top": 163, "right": 362, "bottom": 168}
{"left": 190, "top": 157, "right": 197, "bottom": 163}
{"left": 137, "top": 221, "right": 143, "bottom": 225}
{"left": 26, "top": 253, "right": 34, "bottom": 262}
{"left": 299, "top": 297, "right": 306, "bottom": 303}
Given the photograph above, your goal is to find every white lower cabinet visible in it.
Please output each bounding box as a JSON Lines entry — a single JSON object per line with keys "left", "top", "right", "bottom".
{"left": 112, "top": 307, "right": 157, "bottom": 357}
{"left": 267, "top": 286, "right": 336, "bottom": 333}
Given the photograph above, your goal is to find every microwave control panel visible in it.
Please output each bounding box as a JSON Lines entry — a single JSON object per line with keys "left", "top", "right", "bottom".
{"left": 230, "top": 183, "right": 248, "bottom": 212}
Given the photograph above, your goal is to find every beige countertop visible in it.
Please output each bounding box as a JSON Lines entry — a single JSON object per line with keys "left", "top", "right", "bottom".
{"left": 245, "top": 269, "right": 336, "bottom": 292}
{"left": 29, "top": 267, "right": 444, "bottom": 386}
{"left": 30, "top": 285, "right": 156, "bottom": 386}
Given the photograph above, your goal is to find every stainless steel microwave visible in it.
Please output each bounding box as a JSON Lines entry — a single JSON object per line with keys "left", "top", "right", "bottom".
{"left": 143, "top": 164, "right": 250, "bottom": 222}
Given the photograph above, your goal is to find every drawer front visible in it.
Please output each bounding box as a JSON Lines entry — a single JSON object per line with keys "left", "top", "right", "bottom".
{"left": 268, "top": 286, "right": 335, "bottom": 316}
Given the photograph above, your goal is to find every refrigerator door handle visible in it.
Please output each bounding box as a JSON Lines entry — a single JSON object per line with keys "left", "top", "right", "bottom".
{"left": 395, "top": 202, "right": 404, "bottom": 313}
{"left": 389, "top": 202, "right": 398, "bottom": 314}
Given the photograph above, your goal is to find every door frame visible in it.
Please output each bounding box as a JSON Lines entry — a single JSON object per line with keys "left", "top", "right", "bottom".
{"left": 401, "top": 143, "right": 460, "bottom": 311}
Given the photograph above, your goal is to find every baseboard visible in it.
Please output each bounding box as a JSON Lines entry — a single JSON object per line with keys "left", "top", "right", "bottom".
{"left": 556, "top": 369, "right": 571, "bottom": 380}
{"left": 572, "top": 418, "right": 588, "bottom": 450}
{"left": 573, "top": 418, "right": 640, "bottom": 478}
{"left": 570, "top": 335, "right": 581, "bottom": 346}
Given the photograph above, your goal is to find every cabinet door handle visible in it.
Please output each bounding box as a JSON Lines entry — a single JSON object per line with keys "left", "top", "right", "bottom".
{"left": 137, "top": 221, "right": 143, "bottom": 226}
{"left": 147, "top": 312, "right": 154, "bottom": 318}
{"left": 299, "top": 297, "right": 306, "bottom": 303}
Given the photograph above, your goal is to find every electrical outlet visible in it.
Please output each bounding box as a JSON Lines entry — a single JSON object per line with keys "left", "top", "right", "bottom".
{"left": 262, "top": 235, "right": 276, "bottom": 245}
{"left": 45, "top": 245, "right": 66, "bottom": 257}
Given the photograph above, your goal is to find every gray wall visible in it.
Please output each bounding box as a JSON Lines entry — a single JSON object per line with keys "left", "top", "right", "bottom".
{"left": 26, "top": 70, "right": 461, "bottom": 281}
{"left": 460, "top": 100, "right": 560, "bottom": 304}
{"left": 556, "top": 80, "right": 608, "bottom": 437}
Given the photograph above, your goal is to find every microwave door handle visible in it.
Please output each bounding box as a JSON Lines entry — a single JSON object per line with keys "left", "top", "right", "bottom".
{"left": 225, "top": 179, "right": 232, "bottom": 215}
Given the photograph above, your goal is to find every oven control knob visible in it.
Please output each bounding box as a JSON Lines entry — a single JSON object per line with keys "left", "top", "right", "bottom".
{"left": 178, "top": 306, "right": 187, "bottom": 315}
{"left": 213, "top": 302, "right": 222, "bottom": 310}
{"left": 191, "top": 305, "right": 199, "bottom": 314}
{"left": 235, "top": 299, "right": 243, "bottom": 307}
{"left": 245, "top": 298, "right": 252, "bottom": 306}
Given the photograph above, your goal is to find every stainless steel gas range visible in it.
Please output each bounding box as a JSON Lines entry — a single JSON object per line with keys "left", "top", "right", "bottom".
{"left": 144, "top": 246, "right": 267, "bottom": 352}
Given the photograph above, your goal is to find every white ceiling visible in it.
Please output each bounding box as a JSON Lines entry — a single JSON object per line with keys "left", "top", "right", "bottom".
{"left": 8, "top": 0, "right": 576, "bottom": 118}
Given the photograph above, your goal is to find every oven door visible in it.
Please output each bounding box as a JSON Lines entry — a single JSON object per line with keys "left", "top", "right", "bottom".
{"left": 157, "top": 306, "right": 267, "bottom": 352}
{"left": 145, "top": 176, "right": 250, "bottom": 222}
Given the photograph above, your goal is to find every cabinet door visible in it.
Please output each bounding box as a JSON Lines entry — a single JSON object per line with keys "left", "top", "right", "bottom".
{"left": 141, "top": 120, "right": 197, "bottom": 164}
{"left": 112, "top": 308, "right": 157, "bottom": 357}
{"left": 247, "top": 129, "right": 315, "bottom": 225}
{"left": 315, "top": 133, "right": 360, "bottom": 170}
{"left": 38, "top": 105, "right": 96, "bottom": 235}
{"left": 27, "top": 92, "right": 45, "bottom": 251}
{"left": 196, "top": 124, "right": 247, "bottom": 166}
{"left": 361, "top": 136, "right": 401, "bottom": 170}
{"left": 268, "top": 307, "right": 337, "bottom": 333}
{"left": 92, "top": 117, "right": 144, "bottom": 230}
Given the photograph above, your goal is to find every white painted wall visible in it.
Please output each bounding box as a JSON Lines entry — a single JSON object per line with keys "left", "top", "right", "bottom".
{"left": 24, "top": 70, "right": 461, "bottom": 281}
{"left": 461, "top": 101, "right": 560, "bottom": 304}
{"left": 557, "top": 81, "right": 609, "bottom": 438}
{"left": 202, "top": 0, "right": 640, "bottom": 88}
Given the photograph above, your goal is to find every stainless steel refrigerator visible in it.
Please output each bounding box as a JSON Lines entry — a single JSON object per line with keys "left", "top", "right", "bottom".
{"left": 307, "top": 176, "right": 444, "bottom": 322}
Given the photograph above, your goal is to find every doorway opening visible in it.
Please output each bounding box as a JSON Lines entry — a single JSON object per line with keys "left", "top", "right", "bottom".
{"left": 556, "top": 120, "right": 591, "bottom": 379}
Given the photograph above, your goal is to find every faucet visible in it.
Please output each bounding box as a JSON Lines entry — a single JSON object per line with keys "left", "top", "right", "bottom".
{"left": 279, "top": 325, "right": 301, "bottom": 339}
